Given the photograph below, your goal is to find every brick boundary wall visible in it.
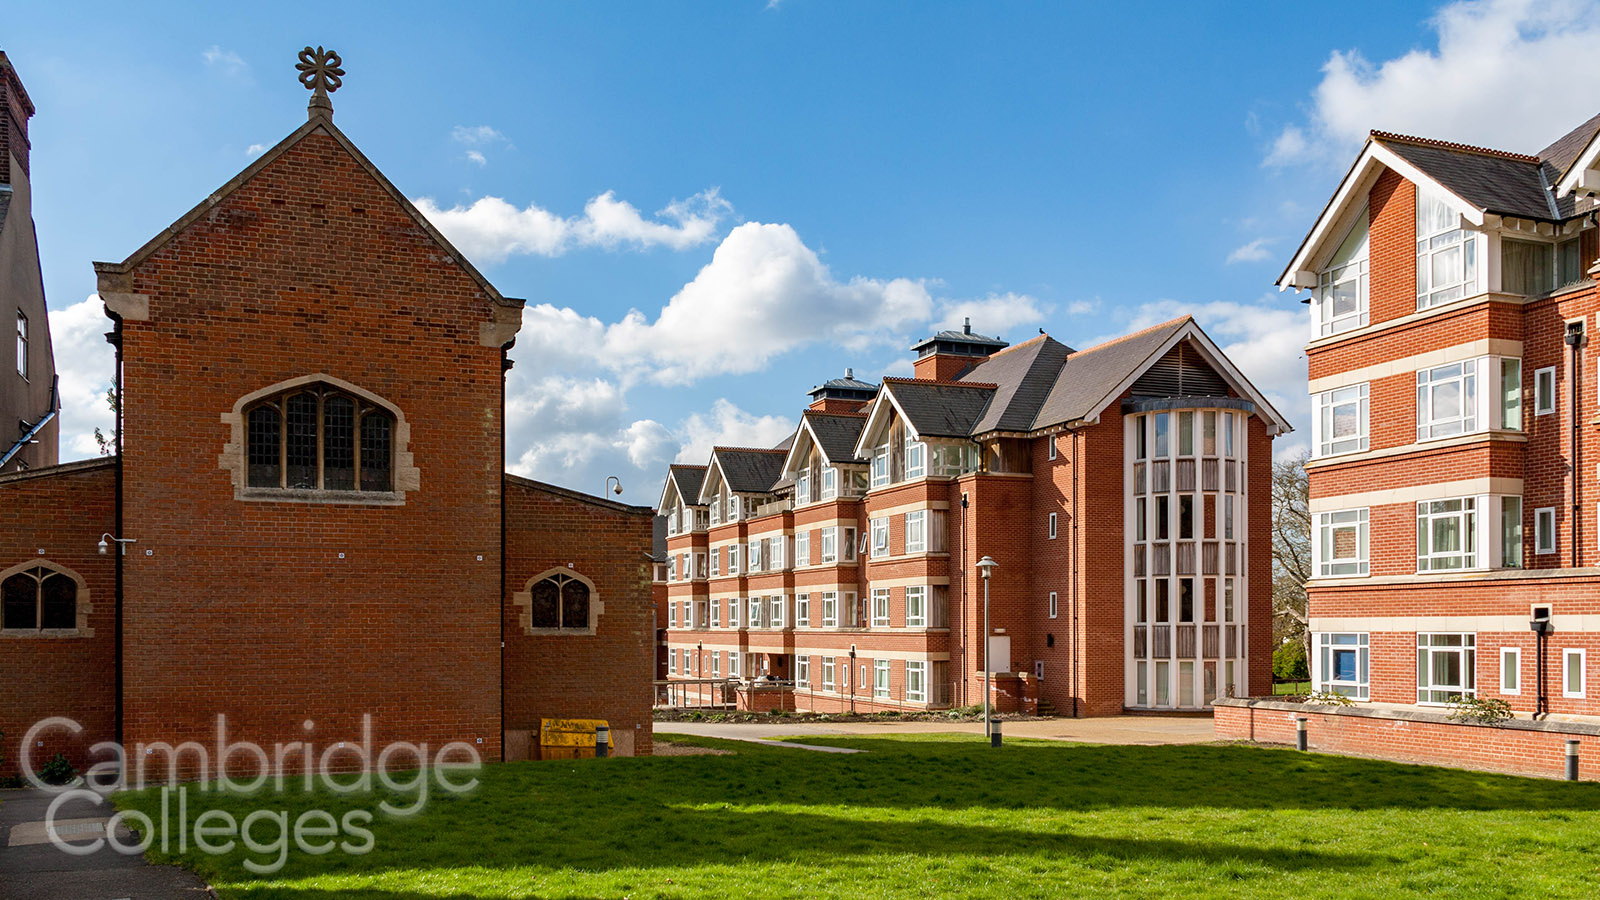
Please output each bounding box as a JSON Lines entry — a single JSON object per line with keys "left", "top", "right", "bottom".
{"left": 1215, "top": 697, "right": 1600, "bottom": 780}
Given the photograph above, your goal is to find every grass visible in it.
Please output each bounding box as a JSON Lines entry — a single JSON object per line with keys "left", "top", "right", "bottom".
{"left": 113, "top": 733, "right": 1600, "bottom": 899}
{"left": 1273, "top": 680, "right": 1311, "bottom": 695}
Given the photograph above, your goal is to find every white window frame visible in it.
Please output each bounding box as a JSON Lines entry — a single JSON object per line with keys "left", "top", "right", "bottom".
{"left": 1047, "top": 438, "right": 1057, "bottom": 461}
{"left": 1048, "top": 591, "right": 1058, "bottom": 619}
{"left": 796, "top": 654, "right": 810, "bottom": 686}
{"left": 712, "top": 650, "right": 721, "bottom": 677}
{"left": 820, "top": 528, "right": 838, "bottom": 565}
{"left": 1416, "top": 360, "right": 1479, "bottom": 440}
{"left": 729, "top": 597, "right": 740, "bottom": 628}
{"left": 1312, "top": 383, "right": 1369, "bottom": 458}
{"left": 871, "top": 588, "right": 890, "bottom": 626}
{"left": 1565, "top": 648, "right": 1587, "bottom": 699}
{"left": 1416, "top": 191, "right": 1477, "bottom": 310}
{"left": 821, "top": 591, "right": 838, "bottom": 627}
{"left": 728, "top": 545, "right": 741, "bottom": 575}
{"left": 1416, "top": 632, "right": 1475, "bottom": 704}
{"left": 748, "top": 540, "right": 762, "bottom": 573}
{"left": 15, "top": 310, "right": 28, "bottom": 379}
{"left": 669, "top": 601, "right": 678, "bottom": 628}
{"left": 796, "top": 470, "right": 811, "bottom": 505}
{"left": 872, "top": 447, "right": 890, "bottom": 488}
{"left": 795, "top": 593, "right": 810, "bottom": 627}
{"left": 1315, "top": 508, "right": 1369, "bottom": 577}
{"left": 871, "top": 517, "right": 889, "bottom": 558}
{"left": 710, "top": 547, "right": 721, "bottom": 577}
{"left": 795, "top": 531, "right": 809, "bottom": 568}
{"left": 770, "top": 595, "right": 785, "bottom": 628}
{"left": 904, "top": 433, "right": 925, "bottom": 479}
{"left": 1315, "top": 206, "right": 1369, "bottom": 337}
{"left": 1416, "top": 497, "right": 1478, "bottom": 572}
{"left": 906, "top": 585, "right": 927, "bottom": 627}
{"left": 820, "top": 466, "right": 838, "bottom": 500}
{"left": 822, "top": 657, "right": 836, "bottom": 691}
{"left": 1500, "top": 646, "right": 1521, "bottom": 695}
{"left": 1048, "top": 512, "right": 1058, "bottom": 540}
{"left": 905, "top": 660, "right": 927, "bottom": 703}
{"left": 843, "top": 526, "right": 857, "bottom": 562}
{"left": 748, "top": 596, "right": 762, "bottom": 628}
{"left": 1536, "top": 507, "right": 1557, "bottom": 555}
{"left": 729, "top": 650, "right": 740, "bottom": 678}
{"left": 1315, "top": 632, "right": 1369, "bottom": 700}
{"left": 905, "top": 511, "right": 927, "bottom": 554}
{"left": 874, "top": 659, "right": 890, "bottom": 698}
{"left": 1535, "top": 366, "right": 1557, "bottom": 415}
{"left": 710, "top": 599, "right": 720, "bottom": 628}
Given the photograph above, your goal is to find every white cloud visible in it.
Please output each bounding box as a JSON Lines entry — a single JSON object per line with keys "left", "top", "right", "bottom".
{"left": 932, "top": 292, "right": 1049, "bottom": 335}
{"left": 1226, "top": 238, "right": 1274, "bottom": 264}
{"left": 245, "top": 143, "right": 268, "bottom": 157}
{"left": 1268, "top": 0, "right": 1600, "bottom": 167}
{"left": 451, "top": 125, "right": 506, "bottom": 145}
{"left": 601, "top": 222, "right": 931, "bottom": 385}
{"left": 673, "top": 400, "right": 794, "bottom": 463}
{"left": 414, "top": 188, "right": 731, "bottom": 263}
{"left": 1121, "top": 297, "right": 1306, "bottom": 436}
{"left": 202, "top": 46, "right": 246, "bottom": 76}
{"left": 465, "top": 150, "right": 487, "bottom": 166}
{"left": 48, "top": 295, "right": 118, "bottom": 459}
{"left": 1064, "top": 298, "right": 1099, "bottom": 316}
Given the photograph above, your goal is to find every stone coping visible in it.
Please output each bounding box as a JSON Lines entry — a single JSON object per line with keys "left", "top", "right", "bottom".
{"left": 1215, "top": 696, "right": 1600, "bottom": 737}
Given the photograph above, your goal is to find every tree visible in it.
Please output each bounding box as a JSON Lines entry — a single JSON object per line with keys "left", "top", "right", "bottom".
{"left": 92, "top": 384, "right": 119, "bottom": 456}
{"left": 1271, "top": 451, "right": 1311, "bottom": 659}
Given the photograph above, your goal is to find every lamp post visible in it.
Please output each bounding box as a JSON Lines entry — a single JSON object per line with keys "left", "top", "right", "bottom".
{"left": 976, "top": 555, "right": 998, "bottom": 743}
{"left": 605, "top": 475, "right": 623, "bottom": 497}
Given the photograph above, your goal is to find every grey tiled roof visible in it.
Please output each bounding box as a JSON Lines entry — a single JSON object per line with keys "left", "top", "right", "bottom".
{"left": 1540, "top": 111, "right": 1600, "bottom": 185}
{"left": 812, "top": 374, "right": 878, "bottom": 392}
{"left": 884, "top": 379, "right": 998, "bottom": 438}
{"left": 1032, "top": 318, "right": 1190, "bottom": 429}
{"left": 961, "top": 335, "right": 1074, "bottom": 434}
{"left": 714, "top": 449, "right": 788, "bottom": 494}
{"left": 1378, "top": 137, "right": 1561, "bottom": 221}
{"left": 668, "top": 465, "right": 706, "bottom": 505}
{"left": 805, "top": 412, "right": 868, "bottom": 463}
{"left": 651, "top": 515, "right": 669, "bottom": 560}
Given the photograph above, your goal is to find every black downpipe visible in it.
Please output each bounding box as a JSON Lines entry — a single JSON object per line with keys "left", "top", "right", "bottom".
{"left": 1070, "top": 428, "right": 1080, "bottom": 718}
{"left": 1534, "top": 624, "right": 1550, "bottom": 719}
{"left": 1567, "top": 321, "right": 1585, "bottom": 570}
{"left": 106, "top": 313, "right": 124, "bottom": 745}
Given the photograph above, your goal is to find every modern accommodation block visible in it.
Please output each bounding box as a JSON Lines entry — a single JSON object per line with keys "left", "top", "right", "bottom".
{"left": 658, "top": 319, "right": 1288, "bottom": 716}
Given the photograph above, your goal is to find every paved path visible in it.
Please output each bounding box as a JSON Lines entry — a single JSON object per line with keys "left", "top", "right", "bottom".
{"left": 657, "top": 714, "right": 1215, "bottom": 746}
{"left": 0, "top": 789, "right": 211, "bottom": 900}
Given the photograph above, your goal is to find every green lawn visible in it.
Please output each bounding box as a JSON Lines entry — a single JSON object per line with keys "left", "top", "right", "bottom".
{"left": 114, "top": 734, "right": 1600, "bottom": 899}
{"left": 1273, "top": 680, "right": 1311, "bottom": 695}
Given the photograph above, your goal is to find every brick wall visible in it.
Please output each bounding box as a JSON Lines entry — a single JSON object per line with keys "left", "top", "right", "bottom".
{"left": 1215, "top": 700, "right": 1600, "bottom": 780}
{"left": 0, "top": 460, "right": 115, "bottom": 777}
{"left": 503, "top": 477, "right": 655, "bottom": 758}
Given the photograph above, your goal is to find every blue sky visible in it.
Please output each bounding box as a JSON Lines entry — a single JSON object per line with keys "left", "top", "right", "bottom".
{"left": 13, "top": 0, "right": 1600, "bottom": 504}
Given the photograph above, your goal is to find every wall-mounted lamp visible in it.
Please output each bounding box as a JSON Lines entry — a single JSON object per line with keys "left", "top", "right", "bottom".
{"left": 98, "top": 533, "right": 137, "bottom": 556}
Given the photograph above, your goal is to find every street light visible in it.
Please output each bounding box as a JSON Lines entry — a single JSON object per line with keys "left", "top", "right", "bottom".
{"left": 976, "top": 555, "right": 998, "bottom": 745}
{"left": 605, "top": 475, "right": 623, "bottom": 497}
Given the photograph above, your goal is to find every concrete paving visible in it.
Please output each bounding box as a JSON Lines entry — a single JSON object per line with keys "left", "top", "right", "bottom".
{"left": 0, "top": 789, "right": 212, "bottom": 900}
{"left": 656, "top": 714, "right": 1216, "bottom": 746}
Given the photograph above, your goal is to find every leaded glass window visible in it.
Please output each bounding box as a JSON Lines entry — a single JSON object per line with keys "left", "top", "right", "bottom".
{"left": 244, "top": 385, "right": 395, "bottom": 492}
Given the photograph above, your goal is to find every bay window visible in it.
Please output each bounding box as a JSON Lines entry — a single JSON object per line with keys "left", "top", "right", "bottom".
{"left": 796, "top": 471, "right": 811, "bottom": 505}
{"left": 871, "top": 588, "right": 890, "bottom": 626}
{"left": 871, "top": 517, "right": 889, "bottom": 557}
{"left": 796, "top": 593, "right": 810, "bottom": 626}
{"left": 1416, "top": 191, "right": 1477, "bottom": 310}
{"left": 904, "top": 433, "right": 925, "bottom": 478}
{"left": 906, "top": 661, "right": 927, "bottom": 702}
{"left": 795, "top": 531, "right": 810, "bottom": 567}
{"left": 906, "top": 510, "right": 927, "bottom": 553}
{"left": 1416, "top": 361, "right": 1477, "bottom": 439}
{"left": 820, "top": 527, "right": 837, "bottom": 564}
{"left": 1315, "top": 508, "right": 1369, "bottom": 577}
{"left": 872, "top": 447, "right": 890, "bottom": 488}
{"left": 820, "top": 466, "right": 838, "bottom": 500}
{"left": 1315, "top": 207, "right": 1369, "bottom": 337}
{"left": 1313, "top": 383, "right": 1368, "bottom": 457}
{"left": 1416, "top": 633, "right": 1475, "bottom": 704}
{"left": 1417, "top": 497, "right": 1476, "bottom": 571}
{"left": 1316, "top": 632, "right": 1369, "bottom": 699}
{"left": 821, "top": 591, "right": 838, "bottom": 627}
{"left": 906, "top": 585, "right": 926, "bottom": 627}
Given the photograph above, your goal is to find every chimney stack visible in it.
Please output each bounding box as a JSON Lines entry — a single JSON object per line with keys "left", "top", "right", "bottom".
{"left": 0, "top": 52, "right": 35, "bottom": 188}
{"left": 910, "top": 320, "right": 1008, "bottom": 381}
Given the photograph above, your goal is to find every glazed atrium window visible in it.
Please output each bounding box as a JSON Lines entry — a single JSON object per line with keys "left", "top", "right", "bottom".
{"left": 1416, "top": 192, "right": 1477, "bottom": 310}
{"left": 2, "top": 566, "right": 76, "bottom": 631}
{"left": 527, "top": 572, "right": 592, "bottom": 630}
{"left": 1315, "top": 207, "right": 1368, "bottom": 337}
{"left": 246, "top": 385, "right": 394, "bottom": 492}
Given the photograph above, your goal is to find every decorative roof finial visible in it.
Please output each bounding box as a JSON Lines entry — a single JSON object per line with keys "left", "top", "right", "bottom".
{"left": 296, "top": 45, "right": 344, "bottom": 120}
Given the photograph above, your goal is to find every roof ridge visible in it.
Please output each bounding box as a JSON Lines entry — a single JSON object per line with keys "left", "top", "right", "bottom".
{"left": 981, "top": 333, "right": 1052, "bottom": 358}
{"left": 1370, "top": 130, "right": 1540, "bottom": 164}
{"left": 805, "top": 410, "right": 869, "bottom": 419}
{"left": 670, "top": 463, "right": 708, "bottom": 470}
{"left": 883, "top": 376, "right": 999, "bottom": 388}
{"left": 1072, "top": 316, "right": 1192, "bottom": 356}
{"left": 713, "top": 446, "right": 789, "bottom": 454}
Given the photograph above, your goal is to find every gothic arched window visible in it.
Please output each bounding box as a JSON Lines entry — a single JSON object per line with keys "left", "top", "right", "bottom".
{"left": 2, "top": 565, "right": 83, "bottom": 632}
{"left": 517, "top": 570, "right": 601, "bottom": 634}
{"left": 244, "top": 384, "right": 395, "bottom": 492}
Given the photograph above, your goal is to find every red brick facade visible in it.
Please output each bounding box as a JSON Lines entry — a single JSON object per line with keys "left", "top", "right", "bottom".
{"left": 1219, "top": 119, "right": 1600, "bottom": 776}
{"left": 0, "top": 105, "right": 652, "bottom": 776}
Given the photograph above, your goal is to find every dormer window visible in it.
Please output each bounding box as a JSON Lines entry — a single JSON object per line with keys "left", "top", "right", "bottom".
{"left": 245, "top": 385, "right": 394, "bottom": 492}
{"left": 1314, "top": 207, "right": 1368, "bottom": 337}
{"left": 1416, "top": 191, "right": 1477, "bottom": 310}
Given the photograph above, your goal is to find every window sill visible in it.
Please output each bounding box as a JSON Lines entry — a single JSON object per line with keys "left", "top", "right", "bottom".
{"left": 0, "top": 628, "right": 93, "bottom": 639}
{"left": 1306, "top": 430, "right": 1526, "bottom": 470}
{"left": 522, "top": 627, "right": 598, "bottom": 637}
{"left": 239, "top": 488, "right": 405, "bottom": 506}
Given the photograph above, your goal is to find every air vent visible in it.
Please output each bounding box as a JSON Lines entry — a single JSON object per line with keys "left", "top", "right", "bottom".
{"left": 1131, "top": 341, "right": 1229, "bottom": 398}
